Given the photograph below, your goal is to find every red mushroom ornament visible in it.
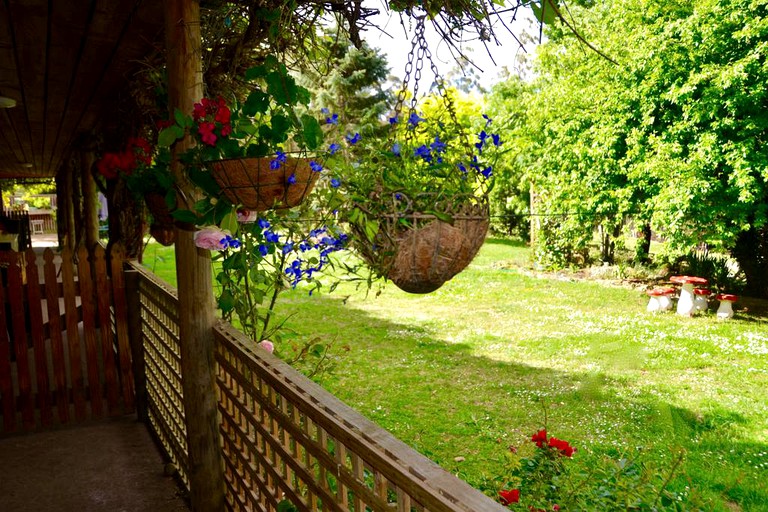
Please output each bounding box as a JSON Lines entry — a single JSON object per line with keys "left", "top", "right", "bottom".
{"left": 670, "top": 276, "right": 708, "bottom": 316}
{"left": 715, "top": 293, "right": 738, "bottom": 320}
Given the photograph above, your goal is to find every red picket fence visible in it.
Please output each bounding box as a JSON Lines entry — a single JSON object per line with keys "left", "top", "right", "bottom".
{"left": 0, "top": 244, "right": 134, "bottom": 433}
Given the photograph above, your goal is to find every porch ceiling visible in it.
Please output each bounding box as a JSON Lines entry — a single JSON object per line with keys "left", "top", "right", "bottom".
{"left": 0, "top": 0, "right": 165, "bottom": 179}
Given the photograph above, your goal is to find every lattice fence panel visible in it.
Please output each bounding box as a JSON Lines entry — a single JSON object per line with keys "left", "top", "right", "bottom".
{"left": 137, "top": 272, "right": 189, "bottom": 489}
{"left": 214, "top": 323, "right": 505, "bottom": 512}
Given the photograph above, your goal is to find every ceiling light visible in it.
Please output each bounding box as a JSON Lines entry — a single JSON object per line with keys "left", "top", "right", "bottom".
{"left": 0, "top": 96, "right": 17, "bottom": 108}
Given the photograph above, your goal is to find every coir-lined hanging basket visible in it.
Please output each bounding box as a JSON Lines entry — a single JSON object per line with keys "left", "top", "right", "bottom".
{"left": 354, "top": 201, "right": 490, "bottom": 294}
{"left": 145, "top": 192, "right": 176, "bottom": 246}
{"left": 209, "top": 157, "right": 318, "bottom": 211}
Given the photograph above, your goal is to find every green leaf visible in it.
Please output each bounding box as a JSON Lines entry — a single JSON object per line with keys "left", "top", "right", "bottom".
{"left": 300, "top": 115, "right": 323, "bottom": 150}
{"left": 220, "top": 211, "right": 239, "bottom": 235}
{"left": 270, "top": 114, "right": 291, "bottom": 143}
{"left": 243, "top": 90, "right": 270, "bottom": 116}
{"left": 173, "top": 109, "right": 191, "bottom": 129}
{"left": 424, "top": 210, "right": 455, "bottom": 225}
{"left": 266, "top": 69, "right": 299, "bottom": 106}
{"left": 172, "top": 209, "right": 198, "bottom": 224}
{"left": 217, "top": 291, "right": 235, "bottom": 313}
{"left": 244, "top": 64, "right": 268, "bottom": 81}
{"left": 158, "top": 126, "right": 184, "bottom": 147}
{"left": 531, "top": 0, "right": 558, "bottom": 25}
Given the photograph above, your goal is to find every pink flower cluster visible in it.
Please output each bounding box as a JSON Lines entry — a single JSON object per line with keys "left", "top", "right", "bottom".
{"left": 192, "top": 96, "right": 232, "bottom": 146}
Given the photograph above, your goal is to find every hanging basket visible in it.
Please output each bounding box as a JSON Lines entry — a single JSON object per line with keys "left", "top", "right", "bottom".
{"left": 144, "top": 192, "right": 176, "bottom": 246}
{"left": 149, "top": 224, "right": 176, "bottom": 246}
{"left": 354, "top": 202, "right": 489, "bottom": 294}
{"left": 208, "top": 157, "right": 318, "bottom": 211}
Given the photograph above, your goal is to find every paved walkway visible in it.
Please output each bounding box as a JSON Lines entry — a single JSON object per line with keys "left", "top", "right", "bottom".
{"left": 0, "top": 415, "right": 189, "bottom": 511}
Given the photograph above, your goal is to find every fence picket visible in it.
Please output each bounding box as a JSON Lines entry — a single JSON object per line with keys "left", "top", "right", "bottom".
{"left": 24, "top": 248, "right": 52, "bottom": 427}
{"left": 61, "top": 246, "right": 87, "bottom": 420}
{"left": 110, "top": 243, "right": 134, "bottom": 411}
{"left": 93, "top": 246, "right": 120, "bottom": 413}
{"left": 7, "top": 252, "right": 34, "bottom": 429}
{"left": 43, "top": 249, "right": 69, "bottom": 424}
{"left": 0, "top": 269, "right": 15, "bottom": 432}
{"left": 77, "top": 245, "right": 103, "bottom": 417}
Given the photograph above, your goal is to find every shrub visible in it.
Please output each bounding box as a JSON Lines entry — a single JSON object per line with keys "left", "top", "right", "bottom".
{"left": 496, "top": 428, "right": 699, "bottom": 511}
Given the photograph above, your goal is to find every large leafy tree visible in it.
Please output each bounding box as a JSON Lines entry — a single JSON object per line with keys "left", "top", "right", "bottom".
{"left": 495, "top": 0, "right": 768, "bottom": 295}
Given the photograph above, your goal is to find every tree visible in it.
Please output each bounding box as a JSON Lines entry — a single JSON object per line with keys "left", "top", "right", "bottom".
{"left": 492, "top": 0, "right": 768, "bottom": 295}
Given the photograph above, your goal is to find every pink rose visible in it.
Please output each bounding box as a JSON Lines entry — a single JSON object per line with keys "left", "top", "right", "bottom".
{"left": 259, "top": 340, "right": 274, "bottom": 353}
{"left": 237, "top": 209, "right": 259, "bottom": 223}
{"left": 194, "top": 226, "right": 227, "bottom": 251}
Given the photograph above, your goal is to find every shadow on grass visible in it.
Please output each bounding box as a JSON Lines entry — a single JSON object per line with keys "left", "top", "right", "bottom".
{"left": 275, "top": 293, "right": 767, "bottom": 510}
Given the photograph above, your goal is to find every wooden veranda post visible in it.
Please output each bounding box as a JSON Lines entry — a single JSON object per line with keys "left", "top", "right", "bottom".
{"left": 81, "top": 151, "right": 100, "bottom": 248}
{"left": 164, "top": 1, "right": 225, "bottom": 510}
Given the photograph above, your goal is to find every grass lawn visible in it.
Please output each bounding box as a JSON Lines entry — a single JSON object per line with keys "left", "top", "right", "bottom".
{"left": 142, "top": 238, "right": 768, "bottom": 511}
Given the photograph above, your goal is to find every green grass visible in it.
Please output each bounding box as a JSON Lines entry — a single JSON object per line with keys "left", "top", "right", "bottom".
{"left": 142, "top": 238, "right": 768, "bottom": 510}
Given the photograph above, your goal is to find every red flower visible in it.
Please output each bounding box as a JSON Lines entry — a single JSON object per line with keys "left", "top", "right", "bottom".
{"left": 553, "top": 506, "right": 561, "bottom": 511}
{"left": 192, "top": 101, "right": 207, "bottom": 121}
{"left": 220, "top": 123, "right": 232, "bottom": 137}
{"left": 156, "top": 119, "right": 172, "bottom": 130}
{"left": 499, "top": 489, "right": 520, "bottom": 506}
{"left": 214, "top": 104, "right": 231, "bottom": 125}
{"left": 531, "top": 429, "right": 548, "bottom": 448}
{"left": 548, "top": 437, "right": 575, "bottom": 457}
{"left": 97, "top": 153, "right": 120, "bottom": 179}
{"left": 198, "top": 122, "right": 217, "bottom": 146}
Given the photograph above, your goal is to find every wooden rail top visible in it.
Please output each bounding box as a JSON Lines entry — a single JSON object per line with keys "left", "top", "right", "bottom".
{"left": 214, "top": 322, "right": 507, "bottom": 512}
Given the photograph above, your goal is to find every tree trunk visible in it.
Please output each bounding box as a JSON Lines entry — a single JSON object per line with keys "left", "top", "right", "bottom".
{"left": 731, "top": 226, "right": 768, "bottom": 299}
{"left": 635, "top": 223, "right": 652, "bottom": 264}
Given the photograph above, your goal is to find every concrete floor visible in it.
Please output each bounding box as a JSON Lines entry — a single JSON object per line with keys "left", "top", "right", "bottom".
{"left": 0, "top": 415, "right": 189, "bottom": 511}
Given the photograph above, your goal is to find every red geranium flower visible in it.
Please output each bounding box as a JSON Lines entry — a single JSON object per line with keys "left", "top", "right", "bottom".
{"left": 198, "top": 122, "right": 217, "bottom": 146}
{"left": 499, "top": 489, "right": 520, "bottom": 505}
{"left": 215, "top": 104, "right": 231, "bottom": 125}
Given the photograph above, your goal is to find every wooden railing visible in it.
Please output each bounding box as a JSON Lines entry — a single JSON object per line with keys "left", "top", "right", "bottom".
{"left": 127, "top": 262, "right": 506, "bottom": 512}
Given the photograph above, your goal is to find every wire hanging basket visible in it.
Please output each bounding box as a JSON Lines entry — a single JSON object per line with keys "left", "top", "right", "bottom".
{"left": 348, "top": 16, "right": 492, "bottom": 293}
{"left": 209, "top": 157, "right": 318, "bottom": 211}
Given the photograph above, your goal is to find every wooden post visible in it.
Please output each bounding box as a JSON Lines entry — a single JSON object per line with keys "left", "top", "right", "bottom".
{"left": 164, "top": 1, "right": 225, "bottom": 510}
{"left": 62, "top": 162, "right": 77, "bottom": 252}
{"left": 81, "top": 151, "right": 100, "bottom": 248}
{"left": 124, "top": 268, "right": 148, "bottom": 422}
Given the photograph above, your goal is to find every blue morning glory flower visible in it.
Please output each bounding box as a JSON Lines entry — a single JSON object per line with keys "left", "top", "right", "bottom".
{"left": 392, "top": 142, "right": 401, "bottom": 156}
{"left": 430, "top": 136, "right": 447, "bottom": 154}
{"left": 481, "top": 166, "right": 493, "bottom": 178}
{"left": 258, "top": 218, "right": 270, "bottom": 230}
{"left": 310, "top": 161, "right": 323, "bottom": 172}
{"left": 270, "top": 158, "right": 281, "bottom": 170}
{"left": 321, "top": 107, "right": 330, "bottom": 114}
{"left": 258, "top": 244, "right": 269, "bottom": 256}
{"left": 414, "top": 144, "right": 432, "bottom": 162}
{"left": 492, "top": 133, "right": 501, "bottom": 146}
{"left": 483, "top": 114, "right": 492, "bottom": 126}
{"left": 329, "top": 143, "right": 340, "bottom": 155}
{"left": 330, "top": 178, "right": 341, "bottom": 188}
{"left": 346, "top": 132, "right": 361, "bottom": 145}
{"left": 408, "top": 112, "right": 424, "bottom": 127}
{"left": 282, "top": 242, "right": 294, "bottom": 254}
{"left": 287, "top": 173, "right": 297, "bottom": 185}
{"left": 325, "top": 113, "right": 339, "bottom": 125}
{"left": 389, "top": 115, "right": 398, "bottom": 125}
{"left": 458, "top": 163, "right": 468, "bottom": 174}
{"left": 265, "top": 231, "right": 279, "bottom": 243}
